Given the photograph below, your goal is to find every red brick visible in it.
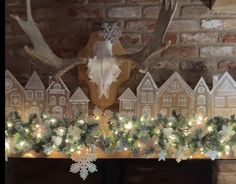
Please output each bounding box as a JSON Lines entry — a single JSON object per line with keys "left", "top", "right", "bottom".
{"left": 180, "top": 5, "right": 209, "bottom": 17}
{"left": 143, "top": 6, "right": 161, "bottom": 18}
{"left": 169, "top": 20, "right": 199, "bottom": 32}
{"left": 163, "top": 47, "right": 199, "bottom": 59}
{"left": 142, "top": 33, "right": 177, "bottom": 45}
{"left": 67, "top": 7, "right": 104, "bottom": 19}
{"left": 201, "top": 19, "right": 236, "bottom": 30}
{"left": 107, "top": 6, "right": 141, "bottom": 18}
{"left": 200, "top": 46, "right": 236, "bottom": 58}
{"left": 120, "top": 33, "right": 142, "bottom": 47}
{"left": 181, "top": 33, "right": 218, "bottom": 44}
{"left": 7, "top": 0, "right": 21, "bottom": 6}
{"left": 89, "top": 0, "right": 124, "bottom": 3}
{"left": 180, "top": 61, "right": 207, "bottom": 71}
{"left": 50, "top": 20, "right": 87, "bottom": 35}
{"left": 125, "top": 20, "right": 156, "bottom": 33}
{"left": 6, "top": 34, "right": 30, "bottom": 46}
{"left": 127, "top": 0, "right": 160, "bottom": 4}
{"left": 220, "top": 32, "right": 236, "bottom": 43}
{"left": 5, "top": 24, "right": 13, "bottom": 34}
{"left": 218, "top": 60, "right": 236, "bottom": 70}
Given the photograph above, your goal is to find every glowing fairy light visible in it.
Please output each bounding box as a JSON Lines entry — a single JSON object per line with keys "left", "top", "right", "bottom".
{"left": 7, "top": 122, "right": 13, "bottom": 128}
{"left": 190, "top": 155, "right": 193, "bottom": 159}
{"left": 65, "top": 139, "right": 69, "bottom": 143}
{"left": 168, "top": 122, "right": 172, "bottom": 126}
{"left": 151, "top": 118, "right": 154, "bottom": 121}
{"left": 124, "top": 147, "right": 128, "bottom": 151}
{"left": 43, "top": 114, "right": 48, "bottom": 119}
{"left": 140, "top": 117, "right": 144, "bottom": 122}
{"left": 124, "top": 122, "right": 133, "bottom": 130}
{"left": 78, "top": 120, "right": 85, "bottom": 124}
{"left": 25, "top": 128, "right": 29, "bottom": 133}
{"left": 59, "top": 128, "right": 64, "bottom": 134}
{"left": 19, "top": 141, "right": 26, "bottom": 147}
{"left": 169, "top": 135, "right": 176, "bottom": 140}
{"left": 188, "top": 121, "right": 192, "bottom": 126}
{"left": 37, "top": 133, "right": 42, "bottom": 138}
{"left": 218, "top": 152, "right": 222, "bottom": 157}
{"left": 119, "top": 116, "right": 123, "bottom": 121}
{"left": 115, "top": 131, "right": 118, "bottom": 135}
{"left": 50, "top": 118, "right": 56, "bottom": 124}
{"left": 207, "top": 126, "right": 213, "bottom": 132}
{"left": 36, "top": 124, "right": 39, "bottom": 128}
{"left": 95, "top": 116, "right": 100, "bottom": 120}
{"left": 70, "top": 148, "right": 75, "bottom": 152}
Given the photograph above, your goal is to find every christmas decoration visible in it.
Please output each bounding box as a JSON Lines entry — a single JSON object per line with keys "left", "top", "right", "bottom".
{"left": 211, "top": 72, "right": 236, "bottom": 117}
{"left": 98, "top": 22, "right": 122, "bottom": 45}
{"left": 70, "top": 147, "right": 97, "bottom": 180}
{"left": 5, "top": 110, "right": 236, "bottom": 180}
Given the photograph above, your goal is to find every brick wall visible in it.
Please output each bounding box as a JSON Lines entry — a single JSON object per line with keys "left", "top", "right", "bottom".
{"left": 5, "top": 0, "right": 236, "bottom": 91}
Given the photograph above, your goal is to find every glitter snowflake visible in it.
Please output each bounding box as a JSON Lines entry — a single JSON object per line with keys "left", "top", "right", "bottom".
{"left": 70, "top": 151, "right": 97, "bottom": 180}
{"left": 98, "top": 22, "right": 122, "bottom": 45}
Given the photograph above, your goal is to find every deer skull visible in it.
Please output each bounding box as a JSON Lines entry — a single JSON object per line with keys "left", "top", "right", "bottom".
{"left": 87, "top": 40, "right": 121, "bottom": 98}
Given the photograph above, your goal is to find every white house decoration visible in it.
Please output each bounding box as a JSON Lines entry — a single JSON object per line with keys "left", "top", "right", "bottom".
{"left": 24, "top": 71, "right": 45, "bottom": 119}
{"left": 46, "top": 77, "right": 70, "bottom": 119}
{"left": 5, "top": 70, "right": 26, "bottom": 120}
{"left": 194, "top": 77, "right": 210, "bottom": 116}
{"left": 156, "top": 72, "right": 194, "bottom": 117}
{"left": 69, "top": 87, "right": 89, "bottom": 118}
{"left": 211, "top": 72, "right": 236, "bottom": 117}
{"left": 118, "top": 88, "right": 137, "bottom": 117}
{"left": 137, "top": 72, "right": 158, "bottom": 118}
{"left": 5, "top": 69, "right": 236, "bottom": 119}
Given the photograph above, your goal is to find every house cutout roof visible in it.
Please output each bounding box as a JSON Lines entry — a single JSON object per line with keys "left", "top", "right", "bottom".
{"left": 137, "top": 72, "right": 158, "bottom": 92}
{"left": 69, "top": 87, "right": 89, "bottom": 102}
{"left": 194, "top": 77, "right": 210, "bottom": 93}
{"left": 5, "top": 70, "right": 26, "bottom": 93}
{"left": 118, "top": 88, "right": 137, "bottom": 100}
{"left": 157, "top": 72, "right": 193, "bottom": 96}
{"left": 25, "top": 71, "right": 45, "bottom": 90}
{"left": 46, "top": 77, "right": 70, "bottom": 93}
{"left": 211, "top": 71, "right": 236, "bottom": 95}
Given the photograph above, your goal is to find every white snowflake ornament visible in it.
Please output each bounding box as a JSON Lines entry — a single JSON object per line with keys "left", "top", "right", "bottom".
{"left": 174, "top": 147, "right": 187, "bottom": 163}
{"left": 158, "top": 150, "right": 166, "bottom": 161}
{"left": 206, "top": 150, "right": 218, "bottom": 160}
{"left": 98, "top": 22, "right": 122, "bottom": 45}
{"left": 70, "top": 150, "right": 97, "bottom": 180}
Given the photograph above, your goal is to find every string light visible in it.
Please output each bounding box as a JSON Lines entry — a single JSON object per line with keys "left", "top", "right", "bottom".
{"left": 124, "top": 122, "right": 133, "bottom": 130}
{"left": 124, "top": 147, "right": 128, "bottom": 151}
{"left": 37, "top": 133, "right": 42, "bottom": 138}
{"left": 50, "top": 118, "right": 56, "bottom": 124}
{"left": 168, "top": 122, "right": 172, "bottom": 126}
{"left": 19, "top": 141, "right": 26, "bottom": 147}
{"left": 65, "top": 139, "right": 69, "bottom": 143}
{"left": 7, "top": 122, "right": 13, "bottom": 128}
{"left": 78, "top": 120, "right": 84, "bottom": 124}
{"left": 207, "top": 126, "right": 213, "bottom": 132}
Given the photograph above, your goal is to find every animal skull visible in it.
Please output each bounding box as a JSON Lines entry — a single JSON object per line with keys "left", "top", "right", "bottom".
{"left": 87, "top": 40, "right": 121, "bottom": 98}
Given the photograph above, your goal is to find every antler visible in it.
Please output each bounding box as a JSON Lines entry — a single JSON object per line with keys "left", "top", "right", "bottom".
{"left": 119, "top": 0, "right": 178, "bottom": 73}
{"left": 10, "top": 0, "right": 86, "bottom": 73}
